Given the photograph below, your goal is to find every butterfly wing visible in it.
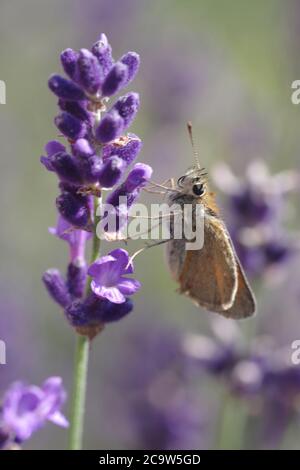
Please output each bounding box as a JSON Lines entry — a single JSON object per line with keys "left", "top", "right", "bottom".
{"left": 220, "top": 240, "right": 256, "bottom": 318}
{"left": 165, "top": 195, "right": 256, "bottom": 319}
{"left": 177, "top": 216, "right": 239, "bottom": 313}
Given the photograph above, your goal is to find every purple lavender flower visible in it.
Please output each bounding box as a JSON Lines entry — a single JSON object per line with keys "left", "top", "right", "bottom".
{"left": 88, "top": 248, "right": 140, "bottom": 304}
{"left": 42, "top": 33, "right": 150, "bottom": 335}
{"left": 0, "top": 377, "right": 68, "bottom": 446}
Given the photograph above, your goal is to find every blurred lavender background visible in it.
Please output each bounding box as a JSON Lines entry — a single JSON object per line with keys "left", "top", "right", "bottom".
{"left": 0, "top": 0, "right": 300, "bottom": 449}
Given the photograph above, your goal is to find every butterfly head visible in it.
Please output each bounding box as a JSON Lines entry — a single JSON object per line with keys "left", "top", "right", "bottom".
{"left": 177, "top": 166, "right": 208, "bottom": 198}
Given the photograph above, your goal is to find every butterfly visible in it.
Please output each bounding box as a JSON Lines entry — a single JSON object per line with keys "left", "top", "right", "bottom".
{"left": 164, "top": 123, "right": 256, "bottom": 319}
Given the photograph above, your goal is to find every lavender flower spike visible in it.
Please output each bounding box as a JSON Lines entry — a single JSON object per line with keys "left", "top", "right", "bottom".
{"left": 88, "top": 248, "right": 141, "bottom": 304}
{"left": 1, "top": 377, "right": 68, "bottom": 443}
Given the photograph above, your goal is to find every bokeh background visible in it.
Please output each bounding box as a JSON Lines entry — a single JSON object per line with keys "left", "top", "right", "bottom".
{"left": 0, "top": 0, "right": 300, "bottom": 449}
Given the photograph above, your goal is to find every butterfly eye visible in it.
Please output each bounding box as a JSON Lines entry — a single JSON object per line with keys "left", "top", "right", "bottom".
{"left": 177, "top": 176, "right": 186, "bottom": 187}
{"left": 192, "top": 183, "right": 205, "bottom": 196}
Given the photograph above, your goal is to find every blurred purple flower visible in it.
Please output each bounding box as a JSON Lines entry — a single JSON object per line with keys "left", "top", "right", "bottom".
{"left": 0, "top": 377, "right": 68, "bottom": 448}
{"left": 184, "top": 317, "right": 300, "bottom": 448}
{"left": 109, "top": 324, "right": 204, "bottom": 450}
{"left": 212, "top": 160, "right": 299, "bottom": 277}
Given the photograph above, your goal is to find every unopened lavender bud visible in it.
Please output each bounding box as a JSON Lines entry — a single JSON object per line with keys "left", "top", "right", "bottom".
{"left": 105, "top": 185, "right": 139, "bottom": 212}
{"left": 50, "top": 151, "right": 83, "bottom": 185}
{"left": 98, "top": 156, "right": 124, "bottom": 189}
{"left": 91, "top": 33, "right": 113, "bottom": 76}
{"left": 65, "top": 300, "right": 87, "bottom": 326}
{"left": 113, "top": 92, "right": 140, "bottom": 128}
{"left": 77, "top": 49, "right": 103, "bottom": 95}
{"left": 48, "top": 74, "right": 85, "bottom": 101}
{"left": 42, "top": 269, "right": 71, "bottom": 308}
{"left": 58, "top": 99, "right": 92, "bottom": 124}
{"left": 40, "top": 155, "right": 54, "bottom": 171}
{"left": 102, "top": 134, "right": 142, "bottom": 166}
{"left": 79, "top": 154, "right": 103, "bottom": 183}
{"left": 45, "top": 140, "right": 66, "bottom": 156}
{"left": 99, "top": 298, "right": 133, "bottom": 323}
{"left": 101, "top": 62, "right": 128, "bottom": 97}
{"left": 56, "top": 191, "right": 90, "bottom": 228}
{"left": 125, "top": 163, "right": 153, "bottom": 191}
{"left": 79, "top": 294, "right": 133, "bottom": 324}
{"left": 67, "top": 259, "right": 87, "bottom": 298}
{"left": 60, "top": 48, "right": 79, "bottom": 80}
{"left": 41, "top": 140, "right": 67, "bottom": 172}
{"left": 120, "top": 52, "right": 140, "bottom": 86}
{"left": 72, "top": 138, "right": 94, "bottom": 157}
{"left": 95, "top": 110, "right": 124, "bottom": 143}
{"left": 55, "top": 112, "right": 87, "bottom": 140}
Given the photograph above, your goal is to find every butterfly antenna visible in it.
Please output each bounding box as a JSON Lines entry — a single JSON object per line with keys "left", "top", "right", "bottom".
{"left": 187, "top": 121, "right": 201, "bottom": 169}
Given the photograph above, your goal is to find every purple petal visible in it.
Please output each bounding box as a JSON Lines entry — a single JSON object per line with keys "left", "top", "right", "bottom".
{"left": 87, "top": 255, "right": 116, "bottom": 277}
{"left": 91, "top": 284, "right": 126, "bottom": 304}
{"left": 109, "top": 248, "right": 132, "bottom": 272}
{"left": 118, "top": 278, "right": 141, "bottom": 295}
{"left": 48, "top": 411, "right": 69, "bottom": 428}
{"left": 90, "top": 259, "right": 122, "bottom": 286}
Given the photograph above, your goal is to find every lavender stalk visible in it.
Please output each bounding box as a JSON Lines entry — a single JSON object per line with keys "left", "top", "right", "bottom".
{"left": 41, "top": 33, "right": 152, "bottom": 450}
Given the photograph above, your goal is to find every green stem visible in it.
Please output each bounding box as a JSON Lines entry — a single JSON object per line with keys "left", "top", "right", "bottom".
{"left": 68, "top": 335, "right": 89, "bottom": 450}
{"left": 68, "top": 195, "right": 102, "bottom": 450}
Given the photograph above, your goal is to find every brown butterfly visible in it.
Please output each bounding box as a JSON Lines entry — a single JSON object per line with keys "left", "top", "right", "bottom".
{"left": 165, "top": 123, "right": 256, "bottom": 319}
